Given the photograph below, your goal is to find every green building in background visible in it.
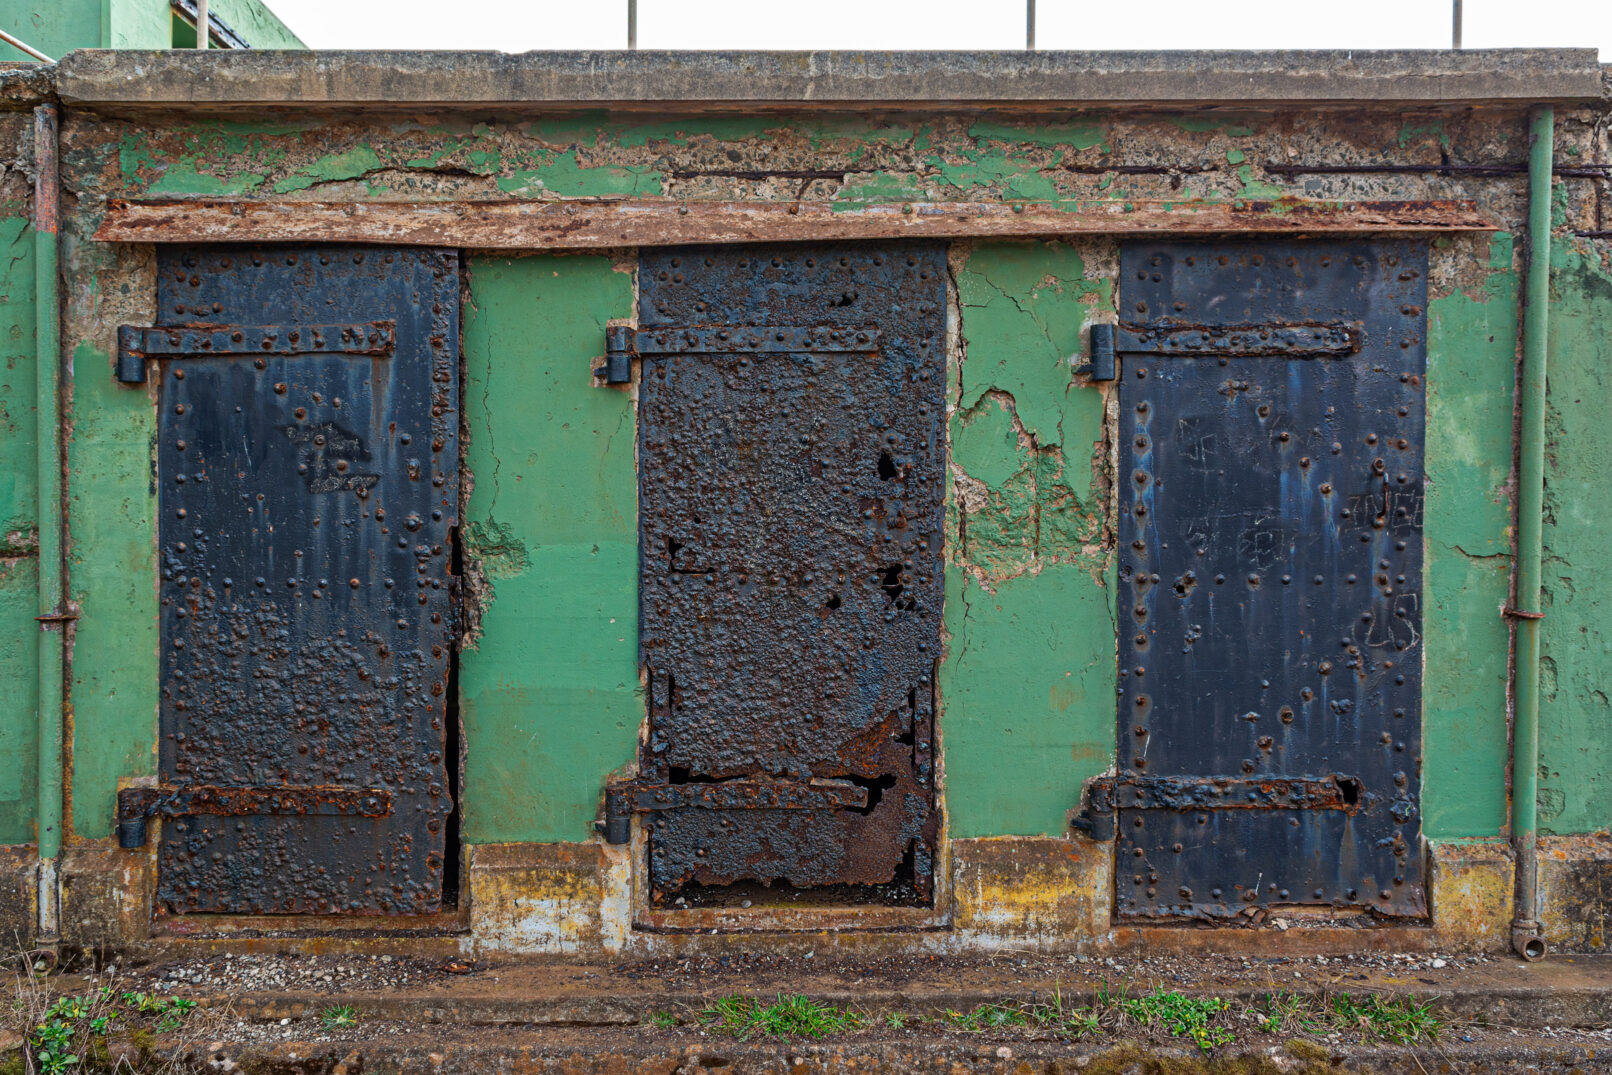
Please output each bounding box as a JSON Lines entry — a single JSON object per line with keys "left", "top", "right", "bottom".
{"left": 0, "top": 0, "right": 301, "bottom": 61}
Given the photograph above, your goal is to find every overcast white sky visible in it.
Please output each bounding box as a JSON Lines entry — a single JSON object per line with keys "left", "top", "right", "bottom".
{"left": 264, "top": 0, "right": 1608, "bottom": 54}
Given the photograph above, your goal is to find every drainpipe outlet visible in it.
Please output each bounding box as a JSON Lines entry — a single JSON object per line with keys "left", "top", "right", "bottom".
{"left": 1511, "top": 923, "right": 1546, "bottom": 961}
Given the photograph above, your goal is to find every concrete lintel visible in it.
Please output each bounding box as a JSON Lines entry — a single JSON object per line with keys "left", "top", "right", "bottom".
{"left": 55, "top": 49, "right": 1604, "bottom": 111}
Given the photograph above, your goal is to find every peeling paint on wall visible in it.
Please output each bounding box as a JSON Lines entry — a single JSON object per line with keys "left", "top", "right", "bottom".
{"left": 458, "top": 254, "right": 639, "bottom": 845}
{"left": 941, "top": 240, "right": 1116, "bottom": 839}
{"left": 1539, "top": 239, "right": 1612, "bottom": 836}
{"left": 1422, "top": 232, "right": 1517, "bottom": 840}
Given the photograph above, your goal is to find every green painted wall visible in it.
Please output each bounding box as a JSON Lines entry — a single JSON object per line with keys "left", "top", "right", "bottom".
{"left": 1421, "top": 233, "right": 1518, "bottom": 840}
{"left": 0, "top": 0, "right": 104, "bottom": 60}
{"left": 0, "top": 214, "right": 37, "bottom": 844}
{"left": 459, "top": 255, "right": 640, "bottom": 844}
{"left": 170, "top": 0, "right": 304, "bottom": 49}
{"left": 1538, "top": 241, "right": 1612, "bottom": 836}
{"left": 64, "top": 221, "right": 160, "bottom": 840}
{"left": 941, "top": 242, "right": 1116, "bottom": 838}
{"left": 0, "top": 0, "right": 303, "bottom": 59}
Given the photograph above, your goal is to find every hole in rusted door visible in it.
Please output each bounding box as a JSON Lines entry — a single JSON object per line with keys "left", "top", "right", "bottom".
{"left": 154, "top": 245, "right": 461, "bottom": 916}
{"left": 631, "top": 242, "right": 946, "bottom": 908}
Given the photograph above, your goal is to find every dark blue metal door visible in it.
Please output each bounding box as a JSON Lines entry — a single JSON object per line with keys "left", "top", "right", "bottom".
{"left": 1109, "top": 240, "right": 1427, "bottom": 920}
{"left": 151, "top": 246, "right": 459, "bottom": 915}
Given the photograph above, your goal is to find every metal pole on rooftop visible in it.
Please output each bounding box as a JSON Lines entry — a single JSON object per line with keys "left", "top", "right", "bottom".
{"left": 628, "top": 0, "right": 637, "bottom": 48}
{"left": 196, "top": 0, "right": 208, "bottom": 48}
{"left": 1026, "top": 0, "right": 1035, "bottom": 49}
{"left": 1452, "top": 0, "right": 1462, "bottom": 48}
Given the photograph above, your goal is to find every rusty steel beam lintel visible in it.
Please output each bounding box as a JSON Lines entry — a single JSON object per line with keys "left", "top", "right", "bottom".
{"left": 600, "top": 780, "right": 869, "bottom": 844}
{"left": 116, "top": 321, "right": 395, "bottom": 384}
{"left": 94, "top": 198, "right": 1495, "bottom": 251}
{"left": 1116, "top": 320, "right": 1362, "bottom": 357}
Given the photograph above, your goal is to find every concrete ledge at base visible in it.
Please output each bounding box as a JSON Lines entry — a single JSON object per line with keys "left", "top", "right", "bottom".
{"left": 1543, "top": 833, "right": 1612, "bottom": 953}
{"left": 60, "top": 845, "right": 151, "bottom": 951}
{"left": 0, "top": 845, "right": 37, "bottom": 947}
{"left": 467, "top": 841, "right": 631, "bottom": 957}
{"left": 54, "top": 49, "right": 1604, "bottom": 110}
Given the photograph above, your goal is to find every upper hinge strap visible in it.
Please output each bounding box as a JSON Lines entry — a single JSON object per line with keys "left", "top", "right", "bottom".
{"left": 115, "top": 321, "right": 396, "bottom": 384}
{"left": 596, "top": 324, "right": 882, "bottom": 383}
{"left": 1116, "top": 320, "right": 1362, "bottom": 357}
{"left": 116, "top": 784, "right": 392, "bottom": 820}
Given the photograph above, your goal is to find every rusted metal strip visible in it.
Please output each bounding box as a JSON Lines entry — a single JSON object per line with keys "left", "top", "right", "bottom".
{"left": 598, "top": 323, "right": 881, "bottom": 381}
{"left": 95, "top": 197, "right": 1495, "bottom": 250}
{"left": 618, "top": 325, "right": 880, "bottom": 355}
{"left": 1085, "top": 775, "right": 1369, "bottom": 814}
{"left": 116, "top": 321, "right": 394, "bottom": 384}
{"left": 1116, "top": 320, "right": 1361, "bottom": 357}
{"left": 119, "top": 321, "right": 395, "bottom": 357}
{"left": 118, "top": 785, "right": 392, "bottom": 820}
{"left": 601, "top": 779, "right": 870, "bottom": 844}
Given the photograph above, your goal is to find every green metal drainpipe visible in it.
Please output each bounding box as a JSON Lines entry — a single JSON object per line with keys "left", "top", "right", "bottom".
{"left": 33, "top": 102, "right": 62, "bottom": 947}
{"left": 1510, "top": 104, "right": 1553, "bottom": 963}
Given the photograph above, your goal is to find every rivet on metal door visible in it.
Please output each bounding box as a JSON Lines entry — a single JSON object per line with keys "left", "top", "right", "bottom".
{"left": 1077, "top": 240, "right": 1428, "bottom": 920}
{"left": 121, "top": 245, "right": 461, "bottom": 916}
{"left": 607, "top": 242, "right": 947, "bottom": 905}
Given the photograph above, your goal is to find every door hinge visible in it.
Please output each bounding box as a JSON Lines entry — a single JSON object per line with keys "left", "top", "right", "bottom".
{"left": 1071, "top": 773, "right": 1373, "bottom": 844}
{"left": 595, "top": 324, "right": 883, "bottom": 384}
{"left": 115, "top": 785, "right": 391, "bottom": 848}
{"left": 115, "top": 321, "right": 396, "bottom": 384}
{"left": 1075, "top": 323, "right": 1117, "bottom": 381}
{"left": 598, "top": 778, "right": 869, "bottom": 844}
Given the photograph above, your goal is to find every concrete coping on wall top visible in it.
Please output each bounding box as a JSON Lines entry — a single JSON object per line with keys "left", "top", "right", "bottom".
{"left": 49, "top": 48, "right": 1605, "bottom": 111}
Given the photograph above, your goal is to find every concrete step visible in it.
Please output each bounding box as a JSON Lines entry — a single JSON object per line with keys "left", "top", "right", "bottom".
{"left": 119, "top": 952, "right": 1612, "bottom": 1031}
{"left": 176, "top": 1025, "right": 1612, "bottom": 1074}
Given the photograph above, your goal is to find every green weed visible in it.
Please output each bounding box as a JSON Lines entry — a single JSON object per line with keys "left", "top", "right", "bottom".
{"left": 1116, "top": 987, "right": 1234, "bottom": 1054}
{"left": 1326, "top": 993, "right": 1441, "bottom": 1045}
{"left": 18, "top": 982, "right": 202, "bottom": 1075}
{"left": 942, "top": 1003, "right": 1030, "bottom": 1033}
{"left": 698, "top": 994, "right": 866, "bottom": 1040}
{"left": 319, "top": 1005, "right": 360, "bottom": 1030}
{"left": 646, "top": 1010, "right": 678, "bottom": 1029}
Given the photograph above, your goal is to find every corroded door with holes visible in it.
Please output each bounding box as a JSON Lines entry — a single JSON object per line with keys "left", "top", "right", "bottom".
{"left": 154, "top": 246, "right": 459, "bottom": 915}
{"left": 1110, "top": 240, "right": 1426, "bottom": 919}
{"left": 633, "top": 243, "right": 945, "bottom": 903}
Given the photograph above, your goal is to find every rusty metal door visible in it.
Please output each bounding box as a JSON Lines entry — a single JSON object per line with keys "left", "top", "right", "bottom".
{"left": 1104, "top": 240, "right": 1427, "bottom": 919}
{"left": 620, "top": 242, "right": 945, "bottom": 904}
{"left": 144, "top": 246, "right": 459, "bottom": 915}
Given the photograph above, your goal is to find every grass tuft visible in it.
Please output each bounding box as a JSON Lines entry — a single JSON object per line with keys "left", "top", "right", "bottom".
{"left": 698, "top": 994, "right": 866, "bottom": 1040}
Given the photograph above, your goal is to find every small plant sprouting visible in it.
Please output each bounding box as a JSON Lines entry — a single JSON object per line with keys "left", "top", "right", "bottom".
{"left": 320, "top": 1005, "right": 361, "bottom": 1030}
{"left": 646, "top": 1010, "right": 678, "bottom": 1029}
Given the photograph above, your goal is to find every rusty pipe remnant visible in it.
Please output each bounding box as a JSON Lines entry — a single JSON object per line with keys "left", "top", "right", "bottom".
{"left": 1510, "top": 106, "right": 1553, "bottom": 963}
{"left": 33, "top": 104, "right": 62, "bottom": 946}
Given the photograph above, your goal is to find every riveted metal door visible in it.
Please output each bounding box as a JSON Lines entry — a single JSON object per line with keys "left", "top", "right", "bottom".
{"left": 635, "top": 243, "right": 945, "bottom": 902}
{"left": 1113, "top": 240, "right": 1426, "bottom": 919}
{"left": 155, "top": 246, "right": 458, "bottom": 915}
